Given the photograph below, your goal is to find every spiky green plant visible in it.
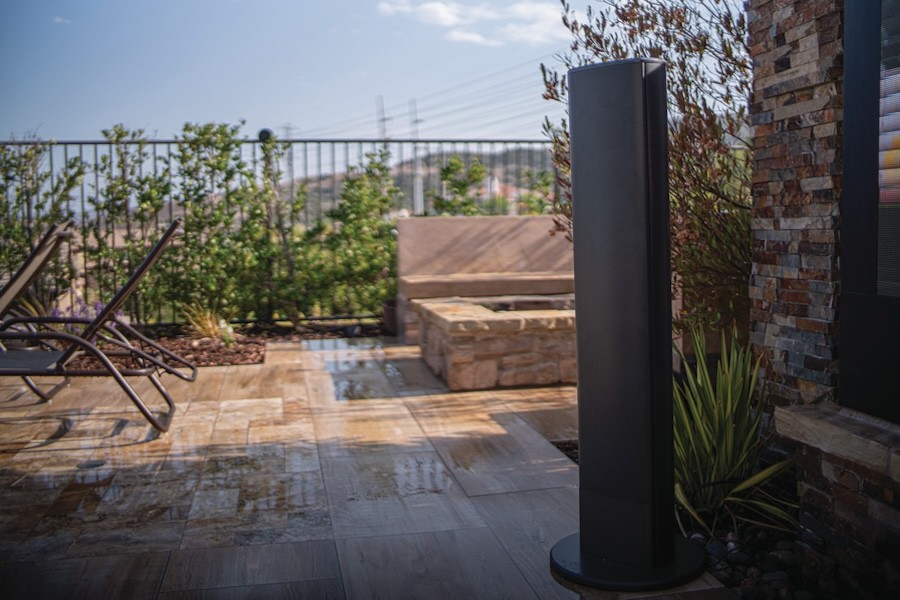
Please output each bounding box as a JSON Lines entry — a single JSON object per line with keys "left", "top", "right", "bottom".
{"left": 673, "top": 325, "right": 796, "bottom": 535}
{"left": 181, "top": 303, "right": 235, "bottom": 346}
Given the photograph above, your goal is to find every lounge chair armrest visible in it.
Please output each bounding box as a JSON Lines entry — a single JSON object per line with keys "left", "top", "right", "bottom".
{"left": 0, "top": 315, "right": 198, "bottom": 381}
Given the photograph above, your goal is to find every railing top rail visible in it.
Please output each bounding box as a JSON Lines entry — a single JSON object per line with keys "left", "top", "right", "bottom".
{"left": 1, "top": 137, "right": 551, "bottom": 146}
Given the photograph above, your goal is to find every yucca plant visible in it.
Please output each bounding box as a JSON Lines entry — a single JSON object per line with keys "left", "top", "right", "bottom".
{"left": 673, "top": 325, "right": 796, "bottom": 536}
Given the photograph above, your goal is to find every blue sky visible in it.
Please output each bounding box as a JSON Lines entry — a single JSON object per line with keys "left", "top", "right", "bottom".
{"left": 0, "top": 0, "right": 574, "bottom": 141}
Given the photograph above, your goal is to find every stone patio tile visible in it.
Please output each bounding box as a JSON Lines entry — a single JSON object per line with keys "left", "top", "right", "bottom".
{"left": 67, "top": 520, "right": 186, "bottom": 557}
{"left": 337, "top": 528, "right": 540, "bottom": 599}
{"left": 0, "top": 338, "right": 733, "bottom": 599}
{"left": 160, "top": 539, "right": 340, "bottom": 592}
{"left": 312, "top": 404, "right": 433, "bottom": 457}
{"left": 0, "top": 551, "right": 169, "bottom": 600}
{"left": 320, "top": 450, "right": 485, "bottom": 539}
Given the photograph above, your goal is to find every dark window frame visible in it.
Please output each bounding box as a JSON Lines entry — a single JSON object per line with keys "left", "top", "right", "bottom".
{"left": 841, "top": 2, "right": 900, "bottom": 424}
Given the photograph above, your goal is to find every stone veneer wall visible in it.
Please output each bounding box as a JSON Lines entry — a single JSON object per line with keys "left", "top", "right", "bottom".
{"left": 749, "top": 1, "right": 900, "bottom": 598}
{"left": 775, "top": 405, "right": 900, "bottom": 598}
{"left": 748, "top": 0, "right": 843, "bottom": 407}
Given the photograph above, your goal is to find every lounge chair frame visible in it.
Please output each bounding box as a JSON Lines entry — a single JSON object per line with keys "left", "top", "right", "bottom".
{"left": 0, "top": 220, "right": 76, "bottom": 399}
{"left": 0, "top": 219, "right": 196, "bottom": 432}
{"left": 0, "top": 220, "right": 76, "bottom": 319}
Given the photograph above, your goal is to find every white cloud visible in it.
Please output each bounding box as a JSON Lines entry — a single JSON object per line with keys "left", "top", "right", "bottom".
{"left": 377, "top": 1, "right": 413, "bottom": 15}
{"left": 446, "top": 28, "right": 503, "bottom": 47}
{"left": 378, "top": 1, "right": 567, "bottom": 47}
{"left": 53, "top": 16, "right": 72, "bottom": 25}
{"left": 497, "top": 4, "right": 570, "bottom": 45}
{"left": 417, "top": 2, "right": 468, "bottom": 27}
{"left": 504, "top": 1, "right": 557, "bottom": 21}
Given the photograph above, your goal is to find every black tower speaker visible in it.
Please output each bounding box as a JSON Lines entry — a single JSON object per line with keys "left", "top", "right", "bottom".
{"left": 549, "top": 59, "right": 706, "bottom": 590}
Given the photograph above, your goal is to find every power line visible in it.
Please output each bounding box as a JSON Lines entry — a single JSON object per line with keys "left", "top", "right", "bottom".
{"left": 303, "top": 70, "right": 540, "bottom": 137}
{"left": 423, "top": 105, "right": 561, "bottom": 139}
{"left": 416, "top": 75, "right": 540, "bottom": 114}
{"left": 413, "top": 52, "right": 556, "bottom": 103}
{"left": 301, "top": 53, "right": 557, "bottom": 138}
{"left": 421, "top": 95, "right": 547, "bottom": 130}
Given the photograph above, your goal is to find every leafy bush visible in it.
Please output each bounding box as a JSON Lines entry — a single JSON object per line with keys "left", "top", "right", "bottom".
{"left": 430, "top": 154, "right": 487, "bottom": 215}
{"left": 518, "top": 169, "right": 554, "bottom": 215}
{"left": 673, "top": 326, "right": 795, "bottom": 535}
{"left": 168, "top": 122, "right": 261, "bottom": 320}
{"left": 324, "top": 149, "right": 399, "bottom": 315}
{"left": 247, "top": 146, "right": 400, "bottom": 323}
{"left": 1, "top": 125, "right": 401, "bottom": 327}
{"left": 85, "top": 125, "right": 170, "bottom": 322}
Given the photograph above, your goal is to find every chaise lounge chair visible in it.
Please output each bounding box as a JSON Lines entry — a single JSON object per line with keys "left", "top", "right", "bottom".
{"left": 0, "top": 218, "right": 196, "bottom": 432}
{"left": 0, "top": 220, "right": 78, "bottom": 400}
{"left": 0, "top": 220, "right": 76, "bottom": 321}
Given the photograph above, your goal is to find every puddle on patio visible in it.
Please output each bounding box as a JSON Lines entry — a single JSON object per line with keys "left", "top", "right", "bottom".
{"left": 332, "top": 378, "right": 392, "bottom": 401}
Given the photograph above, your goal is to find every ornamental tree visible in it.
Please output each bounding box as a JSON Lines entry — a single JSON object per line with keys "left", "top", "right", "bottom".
{"left": 542, "top": 0, "right": 752, "bottom": 333}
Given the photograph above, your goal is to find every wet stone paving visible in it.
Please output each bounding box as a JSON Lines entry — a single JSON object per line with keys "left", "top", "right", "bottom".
{"left": 0, "top": 338, "right": 732, "bottom": 599}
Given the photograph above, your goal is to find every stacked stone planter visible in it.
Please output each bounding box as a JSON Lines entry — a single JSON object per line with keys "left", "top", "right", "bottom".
{"left": 411, "top": 296, "right": 576, "bottom": 391}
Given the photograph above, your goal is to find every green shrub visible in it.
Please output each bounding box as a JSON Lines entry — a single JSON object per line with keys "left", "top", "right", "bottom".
{"left": 324, "top": 148, "right": 399, "bottom": 315}
{"left": 430, "top": 154, "right": 486, "bottom": 215}
{"left": 169, "top": 122, "right": 259, "bottom": 320}
{"left": 0, "top": 140, "right": 82, "bottom": 310}
{"left": 1, "top": 125, "right": 401, "bottom": 327}
{"left": 85, "top": 125, "right": 170, "bottom": 321}
{"left": 673, "top": 325, "right": 796, "bottom": 535}
{"left": 518, "top": 169, "right": 554, "bottom": 215}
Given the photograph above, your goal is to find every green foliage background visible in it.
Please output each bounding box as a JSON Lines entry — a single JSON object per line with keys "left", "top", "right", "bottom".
{"left": 429, "top": 154, "right": 553, "bottom": 216}
{"left": 0, "top": 125, "right": 401, "bottom": 326}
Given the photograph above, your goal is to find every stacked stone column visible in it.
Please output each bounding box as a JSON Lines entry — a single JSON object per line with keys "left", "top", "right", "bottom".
{"left": 748, "top": 0, "right": 843, "bottom": 406}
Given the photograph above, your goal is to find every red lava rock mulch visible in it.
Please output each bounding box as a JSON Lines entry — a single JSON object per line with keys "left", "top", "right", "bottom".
{"left": 156, "top": 336, "right": 266, "bottom": 367}
{"left": 65, "top": 322, "right": 386, "bottom": 369}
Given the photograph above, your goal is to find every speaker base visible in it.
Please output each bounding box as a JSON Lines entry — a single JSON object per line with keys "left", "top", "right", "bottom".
{"left": 550, "top": 533, "right": 706, "bottom": 591}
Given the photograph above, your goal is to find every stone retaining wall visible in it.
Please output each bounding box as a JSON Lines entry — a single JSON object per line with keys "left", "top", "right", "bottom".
{"left": 396, "top": 216, "right": 574, "bottom": 342}
{"left": 775, "top": 405, "right": 900, "bottom": 599}
{"left": 411, "top": 297, "right": 576, "bottom": 391}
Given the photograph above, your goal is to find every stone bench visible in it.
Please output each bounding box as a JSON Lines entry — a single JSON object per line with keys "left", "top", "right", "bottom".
{"left": 397, "top": 215, "right": 574, "bottom": 343}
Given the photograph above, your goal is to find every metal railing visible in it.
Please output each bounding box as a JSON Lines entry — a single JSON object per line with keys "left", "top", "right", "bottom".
{"left": 4, "top": 137, "right": 554, "bottom": 217}
{"left": 1, "top": 137, "right": 555, "bottom": 324}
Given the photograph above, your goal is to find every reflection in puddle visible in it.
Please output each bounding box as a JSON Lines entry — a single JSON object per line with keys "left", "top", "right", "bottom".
{"left": 302, "top": 338, "right": 384, "bottom": 352}
{"left": 325, "top": 358, "right": 382, "bottom": 375}
{"left": 334, "top": 379, "right": 382, "bottom": 401}
{"left": 76, "top": 459, "right": 106, "bottom": 470}
{"left": 348, "top": 455, "right": 453, "bottom": 501}
{"left": 382, "top": 362, "right": 401, "bottom": 380}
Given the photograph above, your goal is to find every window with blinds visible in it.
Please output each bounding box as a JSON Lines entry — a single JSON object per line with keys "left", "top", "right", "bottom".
{"left": 880, "top": 1, "right": 900, "bottom": 297}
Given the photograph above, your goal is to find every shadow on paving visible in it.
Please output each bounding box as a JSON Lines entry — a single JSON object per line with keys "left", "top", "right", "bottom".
{"left": 0, "top": 338, "right": 728, "bottom": 600}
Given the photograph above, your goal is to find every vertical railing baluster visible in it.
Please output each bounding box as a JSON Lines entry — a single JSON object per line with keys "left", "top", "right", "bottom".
{"left": 302, "top": 142, "right": 309, "bottom": 228}
{"left": 316, "top": 142, "right": 323, "bottom": 222}
{"left": 330, "top": 142, "right": 337, "bottom": 216}
{"left": 78, "top": 144, "right": 87, "bottom": 310}
{"left": 288, "top": 140, "right": 296, "bottom": 229}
